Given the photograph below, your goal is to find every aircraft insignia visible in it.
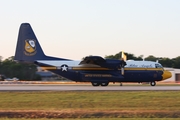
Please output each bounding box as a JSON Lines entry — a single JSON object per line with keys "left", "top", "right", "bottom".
{"left": 24, "top": 39, "right": 36, "bottom": 56}
{"left": 61, "top": 64, "right": 68, "bottom": 71}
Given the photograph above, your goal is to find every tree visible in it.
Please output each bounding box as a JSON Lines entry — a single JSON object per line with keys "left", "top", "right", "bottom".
{"left": 144, "top": 55, "right": 157, "bottom": 61}
{"left": 172, "top": 56, "right": 180, "bottom": 68}
{"left": 105, "top": 51, "right": 143, "bottom": 60}
{"left": 0, "top": 56, "right": 2, "bottom": 63}
{"left": 158, "top": 57, "right": 173, "bottom": 68}
{"left": 105, "top": 52, "right": 121, "bottom": 59}
{"left": 0, "top": 56, "right": 41, "bottom": 80}
{"left": 0, "top": 56, "right": 2, "bottom": 68}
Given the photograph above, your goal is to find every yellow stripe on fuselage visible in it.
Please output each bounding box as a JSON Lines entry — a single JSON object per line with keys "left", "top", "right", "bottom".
{"left": 41, "top": 67, "right": 57, "bottom": 70}
{"left": 72, "top": 67, "right": 109, "bottom": 70}
{"left": 124, "top": 68, "right": 163, "bottom": 71}
{"left": 40, "top": 66, "right": 163, "bottom": 71}
{"left": 72, "top": 67, "right": 163, "bottom": 71}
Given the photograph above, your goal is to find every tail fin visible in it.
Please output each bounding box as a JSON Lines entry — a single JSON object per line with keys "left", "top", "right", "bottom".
{"left": 14, "top": 23, "right": 69, "bottom": 62}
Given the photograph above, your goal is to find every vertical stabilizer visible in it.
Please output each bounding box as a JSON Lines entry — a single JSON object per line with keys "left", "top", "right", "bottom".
{"left": 14, "top": 23, "right": 69, "bottom": 62}
{"left": 14, "top": 23, "right": 46, "bottom": 62}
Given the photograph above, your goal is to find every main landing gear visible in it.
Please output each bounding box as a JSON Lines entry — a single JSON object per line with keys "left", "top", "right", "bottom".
{"left": 91, "top": 82, "right": 109, "bottom": 86}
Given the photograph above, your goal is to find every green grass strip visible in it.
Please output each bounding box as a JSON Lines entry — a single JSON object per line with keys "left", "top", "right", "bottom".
{"left": 0, "top": 91, "right": 180, "bottom": 118}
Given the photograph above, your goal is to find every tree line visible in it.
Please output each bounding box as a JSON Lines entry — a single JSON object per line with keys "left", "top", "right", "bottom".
{"left": 105, "top": 52, "right": 180, "bottom": 68}
{"left": 0, "top": 56, "right": 41, "bottom": 80}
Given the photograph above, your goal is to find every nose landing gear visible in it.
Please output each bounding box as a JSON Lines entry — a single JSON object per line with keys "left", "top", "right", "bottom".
{"left": 150, "top": 81, "right": 156, "bottom": 86}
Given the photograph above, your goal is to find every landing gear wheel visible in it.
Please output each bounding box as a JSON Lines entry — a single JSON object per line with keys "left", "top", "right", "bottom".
{"left": 91, "top": 82, "right": 100, "bottom": 86}
{"left": 101, "top": 82, "right": 109, "bottom": 86}
{"left": 150, "top": 81, "right": 156, "bottom": 86}
{"left": 120, "top": 82, "right": 123, "bottom": 86}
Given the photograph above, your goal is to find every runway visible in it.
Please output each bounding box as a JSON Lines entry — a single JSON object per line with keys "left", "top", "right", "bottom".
{"left": 0, "top": 84, "right": 180, "bottom": 91}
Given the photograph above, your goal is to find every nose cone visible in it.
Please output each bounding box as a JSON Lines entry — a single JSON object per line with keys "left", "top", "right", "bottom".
{"left": 162, "top": 70, "right": 172, "bottom": 80}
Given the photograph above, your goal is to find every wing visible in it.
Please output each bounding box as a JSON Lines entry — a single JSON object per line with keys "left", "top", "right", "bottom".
{"left": 79, "top": 56, "right": 106, "bottom": 66}
{"left": 79, "top": 56, "right": 125, "bottom": 69}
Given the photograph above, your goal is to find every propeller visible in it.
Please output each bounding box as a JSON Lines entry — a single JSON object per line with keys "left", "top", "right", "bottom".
{"left": 120, "top": 51, "right": 127, "bottom": 75}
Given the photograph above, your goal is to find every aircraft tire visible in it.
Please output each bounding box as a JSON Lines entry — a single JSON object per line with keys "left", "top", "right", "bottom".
{"left": 101, "top": 82, "right": 109, "bottom": 86}
{"left": 91, "top": 82, "right": 100, "bottom": 86}
{"left": 150, "top": 81, "right": 156, "bottom": 86}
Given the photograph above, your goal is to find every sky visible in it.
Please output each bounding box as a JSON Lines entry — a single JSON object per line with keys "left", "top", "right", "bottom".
{"left": 0, "top": 0, "right": 180, "bottom": 60}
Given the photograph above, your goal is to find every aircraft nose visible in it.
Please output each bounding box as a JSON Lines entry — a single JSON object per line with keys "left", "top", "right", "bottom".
{"left": 162, "top": 70, "right": 172, "bottom": 80}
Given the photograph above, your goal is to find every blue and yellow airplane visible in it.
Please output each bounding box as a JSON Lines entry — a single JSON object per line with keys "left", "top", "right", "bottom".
{"left": 14, "top": 23, "right": 172, "bottom": 86}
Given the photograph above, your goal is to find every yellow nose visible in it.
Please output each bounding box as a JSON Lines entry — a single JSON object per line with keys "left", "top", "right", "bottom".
{"left": 162, "top": 70, "right": 172, "bottom": 80}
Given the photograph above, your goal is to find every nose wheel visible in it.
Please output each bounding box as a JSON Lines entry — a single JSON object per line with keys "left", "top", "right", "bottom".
{"left": 150, "top": 81, "right": 156, "bottom": 86}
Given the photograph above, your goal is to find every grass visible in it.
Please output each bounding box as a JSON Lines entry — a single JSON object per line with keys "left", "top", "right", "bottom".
{"left": 0, "top": 91, "right": 180, "bottom": 118}
{"left": 0, "top": 91, "right": 180, "bottom": 110}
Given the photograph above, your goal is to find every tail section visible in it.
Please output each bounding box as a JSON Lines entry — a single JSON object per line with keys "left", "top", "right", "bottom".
{"left": 14, "top": 23, "right": 69, "bottom": 62}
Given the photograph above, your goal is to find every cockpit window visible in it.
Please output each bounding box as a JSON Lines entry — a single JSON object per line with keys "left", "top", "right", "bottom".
{"left": 155, "top": 64, "right": 164, "bottom": 70}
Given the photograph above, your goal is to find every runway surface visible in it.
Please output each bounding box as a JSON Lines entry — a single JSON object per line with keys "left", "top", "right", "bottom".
{"left": 0, "top": 84, "right": 180, "bottom": 91}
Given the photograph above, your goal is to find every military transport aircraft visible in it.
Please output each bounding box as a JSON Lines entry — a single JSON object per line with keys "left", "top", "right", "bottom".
{"left": 14, "top": 23, "right": 172, "bottom": 86}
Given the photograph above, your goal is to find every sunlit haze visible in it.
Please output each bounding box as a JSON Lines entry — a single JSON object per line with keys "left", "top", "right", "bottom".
{"left": 0, "top": 0, "right": 180, "bottom": 60}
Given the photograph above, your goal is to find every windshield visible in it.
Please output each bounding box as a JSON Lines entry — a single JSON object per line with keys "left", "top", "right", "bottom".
{"left": 155, "top": 64, "right": 164, "bottom": 70}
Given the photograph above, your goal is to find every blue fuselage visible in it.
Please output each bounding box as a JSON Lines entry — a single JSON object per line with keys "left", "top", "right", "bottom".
{"left": 47, "top": 68, "right": 163, "bottom": 83}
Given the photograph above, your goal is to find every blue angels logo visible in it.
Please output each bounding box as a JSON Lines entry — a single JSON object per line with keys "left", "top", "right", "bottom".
{"left": 24, "top": 39, "right": 37, "bottom": 56}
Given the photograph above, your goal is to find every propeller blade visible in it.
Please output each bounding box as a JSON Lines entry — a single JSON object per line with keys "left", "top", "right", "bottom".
{"left": 121, "top": 51, "right": 127, "bottom": 61}
{"left": 120, "top": 51, "right": 127, "bottom": 75}
{"left": 121, "top": 67, "right": 124, "bottom": 75}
